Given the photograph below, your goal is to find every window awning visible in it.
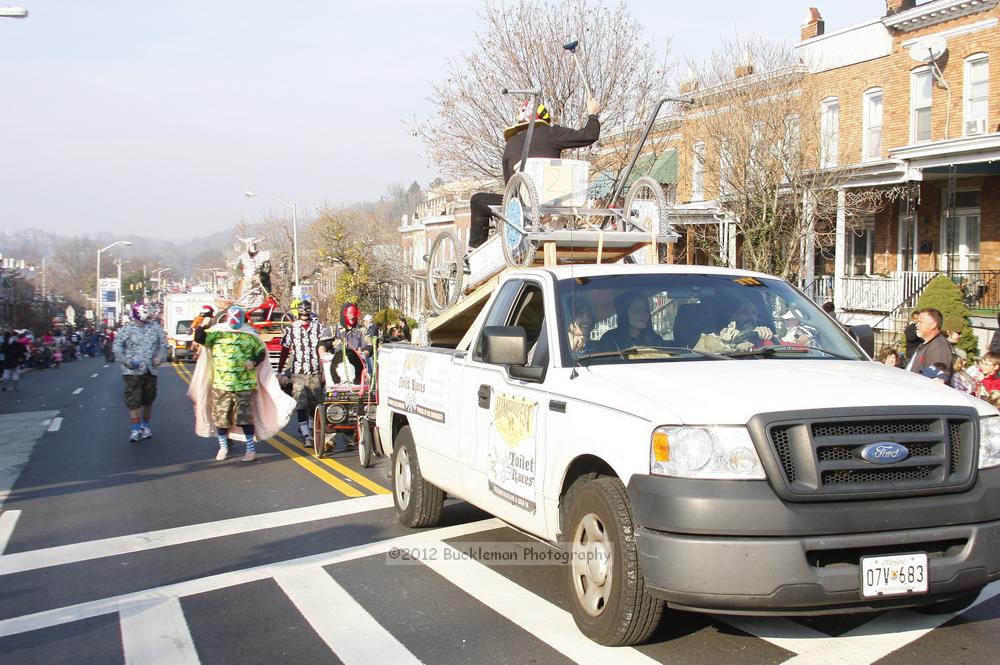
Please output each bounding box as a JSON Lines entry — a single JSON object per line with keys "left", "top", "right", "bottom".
{"left": 588, "top": 149, "right": 677, "bottom": 198}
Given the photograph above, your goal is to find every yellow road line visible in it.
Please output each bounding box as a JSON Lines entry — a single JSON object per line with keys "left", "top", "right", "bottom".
{"left": 274, "top": 431, "right": 391, "bottom": 495}
{"left": 267, "top": 437, "right": 364, "bottom": 497}
{"left": 172, "top": 362, "right": 366, "bottom": 497}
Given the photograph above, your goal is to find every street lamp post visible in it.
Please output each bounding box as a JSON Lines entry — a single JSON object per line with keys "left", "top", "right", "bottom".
{"left": 243, "top": 191, "right": 299, "bottom": 292}
{"left": 96, "top": 240, "right": 132, "bottom": 329}
{"left": 152, "top": 267, "right": 171, "bottom": 302}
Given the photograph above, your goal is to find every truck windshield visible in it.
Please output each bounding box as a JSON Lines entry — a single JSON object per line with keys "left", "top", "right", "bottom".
{"left": 557, "top": 273, "right": 865, "bottom": 363}
{"left": 176, "top": 320, "right": 193, "bottom": 335}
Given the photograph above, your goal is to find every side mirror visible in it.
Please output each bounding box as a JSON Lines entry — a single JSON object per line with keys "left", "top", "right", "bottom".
{"left": 849, "top": 324, "right": 875, "bottom": 357}
{"left": 483, "top": 326, "right": 528, "bottom": 365}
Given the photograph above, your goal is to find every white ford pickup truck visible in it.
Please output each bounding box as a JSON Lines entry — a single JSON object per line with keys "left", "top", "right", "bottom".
{"left": 375, "top": 264, "right": 1000, "bottom": 646}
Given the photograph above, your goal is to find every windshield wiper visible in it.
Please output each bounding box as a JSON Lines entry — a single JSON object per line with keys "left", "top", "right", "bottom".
{"left": 724, "top": 344, "right": 855, "bottom": 360}
{"left": 577, "top": 345, "right": 732, "bottom": 361}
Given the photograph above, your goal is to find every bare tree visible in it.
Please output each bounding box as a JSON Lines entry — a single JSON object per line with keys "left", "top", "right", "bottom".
{"left": 307, "top": 206, "right": 404, "bottom": 315}
{"left": 411, "top": 0, "right": 671, "bottom": 192}
{"left": 50, "top": 237, "right": 99, "bottom": 305}
{"left": 679, "top": 38, "right": 888, "bottom": 279}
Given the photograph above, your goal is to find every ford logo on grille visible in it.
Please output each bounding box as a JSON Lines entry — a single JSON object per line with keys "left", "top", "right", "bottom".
{"left": 858, "top": 442, "right": 909, "bottom": 464}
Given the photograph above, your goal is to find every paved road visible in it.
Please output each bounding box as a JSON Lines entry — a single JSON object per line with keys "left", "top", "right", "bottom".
{"left": 0, "top": 357, "right": 998, "bottom": 664}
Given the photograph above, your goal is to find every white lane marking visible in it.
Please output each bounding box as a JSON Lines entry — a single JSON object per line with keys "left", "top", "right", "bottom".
{"left": 47, "top": 417, "right": 63, "bottom": 432}
{"left": 421, "top": 541, "right": 659, "bottom": 665}
{"left": 103, "top": 365, "right": 110, "bottom": 369}
{"left": 780, "top": 581, "right": 1000, "bottom": 665}
{"left": 275, "top": 566, "right": 420, "bottom": 665}
{"left": 0, "top": 510, "right": 21, "bottom": 555}
{"left": 72, "top": 388, "right": 83, "bottom": 395}
{"left": 119, "top": 597, "right": 199, "bottom": 665}
{"left": 0, "top": 494, "right": 394, "bottom": 576}
{"left": 722, "top": 616, "right": 835, "bottom": 654}
{"left": 91, "top": 373, "right": 99, "bottom": 378}
{"left": 0, "top": 411, "right": 59, "bottom": 510}
{"left": 0, "top": 519, "right": 503, "bottom": 638}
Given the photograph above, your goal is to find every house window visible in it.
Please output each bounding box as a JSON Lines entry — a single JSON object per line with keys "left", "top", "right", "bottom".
{"left": 719, "top": 138, "right": 733, "bottom": 197}
{"left": 848, "top": 218, "right": 874, "bottom": 276}
{"left": 692, "top": 141, "right": 705, "bottom": 201}
{"left": 863, "top": 88, "right": 883, "bottom": 160}
{"left": 782, "top": 115, "right": 800, "bottom": 179}
{"left": 820, "top": 97, "right": 839, "bottom": 168}
{"left": 911, "top": 69, "right": 933, "bottom": 143}
{"left": 965, "top": 53, "right": 989, "bottom": 135}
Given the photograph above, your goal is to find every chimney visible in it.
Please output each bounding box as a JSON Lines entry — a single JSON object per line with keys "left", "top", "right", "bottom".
{"left": 679, "top": 66, "right": 699, "bottom": 94}
{"left": 801, "top": 7, "right": 825, "bottom": 40}
{"left": 886, "top": 0, "right": 916, "bottom": 15}
{"left": 735, "top": 49, "right": 755, "bottom": 78}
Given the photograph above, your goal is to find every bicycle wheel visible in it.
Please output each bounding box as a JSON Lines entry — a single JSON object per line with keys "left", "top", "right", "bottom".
{"left": 426, "top": 230, "right": 463, "bottom": 312}
{"left": 357, "top": 418, "right": 373, "bottom": 468}
{"left": 501, "top": 173, "right": 540, "bottom": 267}
{"left": 313, "top": 405, "right": 327, "bottom": 458}
{"left": 623, "top": 176, "right": 669, "bottom": 264}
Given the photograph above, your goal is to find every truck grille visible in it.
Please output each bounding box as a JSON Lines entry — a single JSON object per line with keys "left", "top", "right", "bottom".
{"left": 754, "top": 409, "right": 978, "bottom": 501}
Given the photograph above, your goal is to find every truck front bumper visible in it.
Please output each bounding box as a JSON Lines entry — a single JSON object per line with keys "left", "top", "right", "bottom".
{"left": 629, "top": 471, "right": 1000, "bottom": 614}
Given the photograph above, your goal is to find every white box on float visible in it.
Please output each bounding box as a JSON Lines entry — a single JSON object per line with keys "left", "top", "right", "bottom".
{"left": 517, "top": 158, "right": 590, "bottom": 207}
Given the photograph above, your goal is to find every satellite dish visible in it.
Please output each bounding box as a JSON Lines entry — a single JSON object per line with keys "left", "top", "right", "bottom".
{"left": 909, "top": 36, "right": 947, "bottom": 63}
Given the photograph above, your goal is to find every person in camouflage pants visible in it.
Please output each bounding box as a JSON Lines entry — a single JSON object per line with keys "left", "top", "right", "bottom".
{"left": 193, "top": 305, "right": 267, "bottom": 462}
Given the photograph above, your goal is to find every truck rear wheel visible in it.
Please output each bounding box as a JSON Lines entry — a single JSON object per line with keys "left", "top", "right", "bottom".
{"left": 564, "top": 476, "right": 663, "bottom": 646}
{"left": 392, "top": 426, "right": 444, "bottom": 527}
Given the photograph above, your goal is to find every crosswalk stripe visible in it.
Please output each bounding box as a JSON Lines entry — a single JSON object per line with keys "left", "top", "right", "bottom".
{"left": 275, "top": 565, "right": 421, "bottom": 665}
{"left": 119, "top": 597, "right": 200, "bottom": 665}
{"left": 0, "top": 518, "right": 503, "bottom": 639}
{"left": 0, "top": 510, "right": 20, "bottom": 555}
{"left": 0, "top": 495, "right": 392, "bottom": 576}
{"left": 781, "top": 581, "right": 1000, "bottom": 665}
{"left": 47, "top": 417, "right": 63, "bottom": 432}
{"left": 420, "top": 541, "right": 660, "bottom": 665}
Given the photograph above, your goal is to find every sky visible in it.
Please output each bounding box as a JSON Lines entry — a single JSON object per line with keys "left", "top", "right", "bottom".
{"left": 1, "top": 0, "right": 879, "bottom": 240}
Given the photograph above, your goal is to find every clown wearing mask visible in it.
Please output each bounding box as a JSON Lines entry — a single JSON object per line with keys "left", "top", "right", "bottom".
{"left": 327, "top": 302, "right": 373, "bottom": 385}
{"left": 114, "top": 301, "right": 168, "bottom": 442}
{"left": 190, "top": 305, "right": 294, "bottom": 462}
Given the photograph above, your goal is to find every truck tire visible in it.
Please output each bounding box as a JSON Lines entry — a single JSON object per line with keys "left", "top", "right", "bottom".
{"left": 563, "top": 476, "right": 663, "bottom": 646}
{"left": 915, "top": 589, "right": 981, "bottom": 615}
{"left": 392, "top": 426, "right": 444, "bottom": 527}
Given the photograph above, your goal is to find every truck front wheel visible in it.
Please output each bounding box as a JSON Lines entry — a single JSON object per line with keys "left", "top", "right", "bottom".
{"left": 392, "top": 426, "right": 444, "bottom": 527}
{"left": 564, "top": 476, "right": 663, "bottom": 646}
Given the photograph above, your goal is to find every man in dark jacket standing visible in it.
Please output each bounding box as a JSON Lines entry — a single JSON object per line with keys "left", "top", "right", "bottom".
{"left": 468, "top": 96, "right": 601, "bottom": 250}
{"left": 907, "top": 308, "right": 954, "bottom": 378}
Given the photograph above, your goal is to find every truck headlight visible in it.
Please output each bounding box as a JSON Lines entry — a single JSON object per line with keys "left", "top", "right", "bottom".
{"left": 979, "top": 417, "right": 1000, "bottom": 469}
{"left": 650, "top": 426, "right": 765, "bottom": 480}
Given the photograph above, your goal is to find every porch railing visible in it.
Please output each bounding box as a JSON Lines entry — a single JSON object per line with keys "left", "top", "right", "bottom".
{"left": 946, "top": 271, "right": 1000, "bottom": 311}
{"left": 840, "top": 272, "right": 937, "bottom": 313}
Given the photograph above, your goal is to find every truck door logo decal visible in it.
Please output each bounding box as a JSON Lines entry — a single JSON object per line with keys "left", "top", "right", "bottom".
{"left": 384, "top": 351, "right": 447, "bottom": 423}
{"left": 489, "top": 393, "right": 538, "bottom": 513}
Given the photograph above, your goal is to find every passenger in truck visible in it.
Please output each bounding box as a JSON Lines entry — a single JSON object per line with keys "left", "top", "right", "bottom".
{"left": 595, "top": 291, "right": 663, "bottom": 351}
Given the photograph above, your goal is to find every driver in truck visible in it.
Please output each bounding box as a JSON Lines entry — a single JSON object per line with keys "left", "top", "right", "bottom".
{"left": 718, "top": 300, "right": 775, "bottom": 351}
{"left": 468, "top": 96, "right": 602, "bottom": 251}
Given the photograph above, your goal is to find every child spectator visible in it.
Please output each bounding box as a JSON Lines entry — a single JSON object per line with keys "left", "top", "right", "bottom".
{"left": 974, "top": 352, "right": 1000, "bottom": 397}
{"left": 950, "top": 349, "right": 976, "bottom": 394}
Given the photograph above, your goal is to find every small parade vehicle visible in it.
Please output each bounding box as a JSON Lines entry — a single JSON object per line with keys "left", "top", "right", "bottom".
{"left": 312, "top": 344, "right": 383, "bottom": 467}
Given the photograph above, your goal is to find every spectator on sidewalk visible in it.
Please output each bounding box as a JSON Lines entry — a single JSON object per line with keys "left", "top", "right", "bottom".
{"left": 907, "top": 308, "right": 954, "bottom": 381}
{"left": 1, "top": 332, "right": 28, "bottom": 391}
